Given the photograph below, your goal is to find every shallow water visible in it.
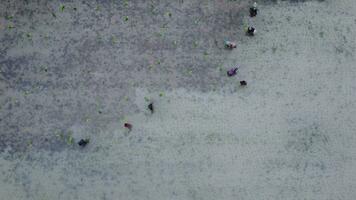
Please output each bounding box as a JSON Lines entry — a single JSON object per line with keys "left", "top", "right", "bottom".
{"left": 1, "top": 0, "right": 356, "bottom": 199}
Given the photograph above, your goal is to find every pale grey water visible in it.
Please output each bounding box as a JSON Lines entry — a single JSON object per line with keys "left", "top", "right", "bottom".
{"left": 1, "top": 0, "right": 356, "bottom": 199}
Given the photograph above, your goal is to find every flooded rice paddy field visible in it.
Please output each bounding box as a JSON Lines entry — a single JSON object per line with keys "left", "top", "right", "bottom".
{"left": 0, "top": 0, "right": 356, "bottom": 199}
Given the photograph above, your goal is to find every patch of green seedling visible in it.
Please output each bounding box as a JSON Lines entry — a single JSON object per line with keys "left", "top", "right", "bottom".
{"left": 156, "top": 32, "right": 163, "bottom": 37}
{"left": 187, "top": 69, "right": 193, "bottom": 76}
{"left": 54, "top": 131, "right": 60, "bottom": 138}
{"left": 144, "top": 96, "right": 150, "bottom": 102}
{"left": 50, "top": 11, "right": 57, "bottom": 18}
{"left": 41, "top": 66, "right": 48, "bottom": 72}
{"left": 8, "top": 25, "right": 14, "bottom": 29}
{"left": 124, "top": 96, "right": 129, "bottom": 101}
{"left": 148, "top": 64, "right": 154, "bottom": 70}
{"left": 96, "top": 35, "right": 103, "bottom": 44}
{"left": 95, "top": 101, "right": 102, "bottom": 114}
{"left": 60, "top": 5, "right": 65, "bottom": 12}
{"left": 161, "top": 23, "right": 168, "bottom": 29}
{"left": 27, "top": 140, "right": 32, "bottom": 147}
{"left": 55, "top": 132, "right": 64, "bottom": 140}
{"left": 166, "top": 12, "right": 172, "bottom": 17}
{"left": 43, "top": 34, "right": 49, "bottom": 40}
{"left": 160, "top": 28, "right": 167, "bottom": 37}
{"left": 203, "top": 51, "right": 209, "bottom": 60}
{"left": 66, "top": 133, "right": 74, "bottom": 145}
{"left": 124, "top": 16, "right": 129, "bottom": 22}
{"left": 23, "top": 90, "right": 30, "bottom": 96}
{"left": 243, "top": 23, "right": 248, "bottom": 33}
{"left": 150, "top": 5, "right": 157, "bottom": 15}
{"left": 85, "top": 117, "right": 91, "bottom": 123}
{"left": 193, "top": 41, "right": 198, "bottom": 48}
{"left": 319, "top": 31, "right": 324, "bottom": 38}
{"left": 130, "top": 81, "right": 134, "bottom": 87}
{"left": 123, "top": 0, "right": 129, "bottom": 7}
{"left": 26, "top": 33, "right": 32, "bottom": 38}
{"left": 111, "top": 35, "right": 118, "bottom": 44}
{"left": 95, "top": 6, "right": 100, "bottom": 11}
{"left": 46, "top": 4, "right": 56, "bottom": 18}
{"left": 159, "top": 92, "right": 164, "bottom": 97}
{"left": 5, "top": 15, "right": 13, "bottom": 20}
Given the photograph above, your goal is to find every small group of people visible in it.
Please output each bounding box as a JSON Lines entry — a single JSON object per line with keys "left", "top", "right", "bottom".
{"left": 226, "top": 2, "right": 259, "bottom": 85}
{"left": 122, "top": 2, "right": 260, "bottom": 134}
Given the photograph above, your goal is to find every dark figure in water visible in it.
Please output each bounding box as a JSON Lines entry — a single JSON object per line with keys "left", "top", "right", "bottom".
{"left": 240, "top": 80, "right": 247, "bottom": 86}
{"left": 246, "top": 27, "right": 256, "bottom": 36}
{"left": 250, "top": 7, "right": 258, "bottom": 17}
{"left": 148, "top": 103, "right": 154, "bottom": 113}
{"left": 225, "top": 41, "right": 237, "bottom": 49}
{"left": 249, "top": 2, "right": 258, "bottom": 17}
{"left": 124, "top": 123, "right": 132, "bottom": 131}
{"left": 78, "top": 139, "right": 90, "bottom": 147}
{"left": 227, "top": 68, "right": 238, "bottom": 77}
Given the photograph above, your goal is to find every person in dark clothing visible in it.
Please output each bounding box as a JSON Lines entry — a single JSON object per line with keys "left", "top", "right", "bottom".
{"left": 78, "top": 139, "right": 90, "bottom": 147}
{"left": 148, "top": 103, "right": 154, "bottom": 113}
{"left": 240, "top": 80, "right": 247, "bottom": 86}
{"left": 124, "top": 123, "right": 132, "bottom": 131}
{"left": 246, "top": 26, "right": 256, "bottom": 36}
{"left": 249, "top": 2, "right": 258, "bottom": 17}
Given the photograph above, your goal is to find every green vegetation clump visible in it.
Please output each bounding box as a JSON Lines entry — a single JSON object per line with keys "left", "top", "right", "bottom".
{"left": 60, "top": 5, "right": 65, "bottom": 12}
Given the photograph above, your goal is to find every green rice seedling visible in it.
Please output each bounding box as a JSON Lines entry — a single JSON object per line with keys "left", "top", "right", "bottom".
{"left": 24, "top": 90, "right": 30, "bottom": 96}
{"left": 148, "top": 64, "right": 155, "bottom": 70}
{"left": 41, "top": 66, "right": 48, "bottom": 72}
{"left": 124, "top": 0, "right": 129, "bottom": 7}
{"left": 55, "top": 131, "right": 63, "bottom": 140}
{"left": 150, "top": 5, "right": 157, "bottom": 15}
{"left": 5, "top": 15, "right": 13, "bottom": 20}
{"left": 193, "top": 41, "right": 198, "bottom": 48}
{"left": 27, "top": 140, "right": 32, "bottom": 147}
{"left": 111, "top": 35, "right": 118, "bottom": 44}
{"left": 67, "top": 134, "right": 74, "bottom": 145}
{"left": 187, "top": 69, "right": 193, "bottom": 75}
{"left": 60, "top": 5, "right": 65, "bottom": 12}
